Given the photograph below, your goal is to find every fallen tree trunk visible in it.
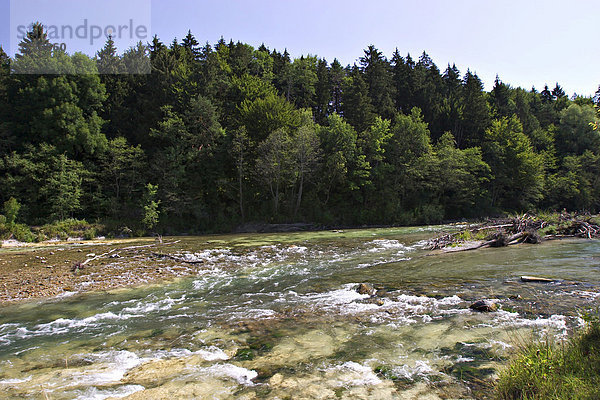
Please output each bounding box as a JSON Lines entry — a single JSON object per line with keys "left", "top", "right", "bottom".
{"left": 428, "top": 213, "right": 599, "bottom": 252}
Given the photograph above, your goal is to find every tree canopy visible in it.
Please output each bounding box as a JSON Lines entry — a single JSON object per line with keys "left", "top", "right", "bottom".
{"left": 1, "top": 25, "right": 599, "bottom": 233}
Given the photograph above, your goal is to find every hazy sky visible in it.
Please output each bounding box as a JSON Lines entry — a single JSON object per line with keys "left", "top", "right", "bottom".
{"left": 1, "top": 0, "right": 599, "bottom": 96}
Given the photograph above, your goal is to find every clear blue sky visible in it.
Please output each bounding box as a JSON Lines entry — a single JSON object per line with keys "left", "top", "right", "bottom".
{"left": 1, "top": 0, "right": 599, "bottom": 96}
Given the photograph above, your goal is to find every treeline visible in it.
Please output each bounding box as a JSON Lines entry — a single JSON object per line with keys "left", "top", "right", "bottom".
{"left": 1, "top": 23, "right": 599, "bottom": 233}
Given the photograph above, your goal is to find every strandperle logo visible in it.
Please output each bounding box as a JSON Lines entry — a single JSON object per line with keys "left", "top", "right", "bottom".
{"left": 9, "top": 0, "right": 152, "bottom": 74}
{"left": 16, "top": 19, "right": 149, "bottom": 46}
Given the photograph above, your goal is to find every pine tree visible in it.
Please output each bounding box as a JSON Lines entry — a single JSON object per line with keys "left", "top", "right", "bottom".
{"left": 490, "top": 75, "right": 513, "bottom": 118}
{"left": 96, "top": 36, "right": 124, "bottom": 74}
{"left": 329, "top": 59, "right": 345, "bottom": 115}
{"left": 342, "top": 66, "right": 376, "bottom": 132}
{"left": 15, "top": 22, "right": 53, "bottom": 59}
{"left": 359, "top": 45, "right": 395, "bottom": 120}
{"left": 181, "top": 30, "right": 200, "bottom": 59}
{"left": 460, "top": 70, "right": 490, "bottom": 148}
{"left": 314, "top": 58, "right": 332, "bottom": 124}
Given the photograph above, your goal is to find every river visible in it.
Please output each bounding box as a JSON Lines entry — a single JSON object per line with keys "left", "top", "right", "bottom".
{"left": 0, "top": 227, "right": 599, "bottom": 399}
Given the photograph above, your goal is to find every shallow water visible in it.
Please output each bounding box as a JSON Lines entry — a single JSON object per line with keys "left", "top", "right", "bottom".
{"left": 0, "top": 227, "right": 599, "bottom": 399}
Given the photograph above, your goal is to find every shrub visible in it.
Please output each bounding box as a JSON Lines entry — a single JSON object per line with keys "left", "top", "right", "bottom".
{"left": 3, "top": 198, "right": 21, "bottom": 225}
{"left": 11, "top": 224, "right": 35, "bottom": 243}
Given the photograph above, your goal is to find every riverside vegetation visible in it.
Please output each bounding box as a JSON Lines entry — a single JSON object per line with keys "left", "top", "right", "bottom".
{"left": 1, "top": 24, "right": 600, "bottom": 236}
{"left": 495, "top": 317, "right": 600, "bottom": 400}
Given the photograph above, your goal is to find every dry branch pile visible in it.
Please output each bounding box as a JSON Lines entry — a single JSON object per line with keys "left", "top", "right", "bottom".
{"left": 427, "top": 213, "right": 600, "bottom": 251}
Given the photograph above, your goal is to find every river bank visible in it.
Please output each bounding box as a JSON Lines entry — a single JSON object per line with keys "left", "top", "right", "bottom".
{"left": 0, "top": 238, "right": 209, "bottom": 303}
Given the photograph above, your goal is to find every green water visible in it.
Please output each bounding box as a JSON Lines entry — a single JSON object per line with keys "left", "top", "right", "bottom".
{"left": 0, "top": 227, "right": 599, "bottom": 399}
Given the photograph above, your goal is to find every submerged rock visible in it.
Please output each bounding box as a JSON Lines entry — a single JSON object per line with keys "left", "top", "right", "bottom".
{"left": 356, "top": 283, "right": 375, "bottom": 296}
{"left": 364, "top": 297, "right": 385, "bottom": 306}
{"left": 469, "top": 300, "right": 498, "bottom": 313}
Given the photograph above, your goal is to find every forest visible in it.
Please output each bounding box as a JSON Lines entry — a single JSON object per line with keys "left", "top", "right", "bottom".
{"left": 1, "top": 23, "right": 599, "bottom": 236}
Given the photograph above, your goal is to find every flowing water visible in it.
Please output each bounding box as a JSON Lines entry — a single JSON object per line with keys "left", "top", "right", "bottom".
{"left": 0, "top": 227, "right": 599, "bottom": 399}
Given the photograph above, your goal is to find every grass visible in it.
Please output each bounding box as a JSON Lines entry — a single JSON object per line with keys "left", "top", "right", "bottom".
{"left": 495, "top": 317, "right": 600, "bottom": 400}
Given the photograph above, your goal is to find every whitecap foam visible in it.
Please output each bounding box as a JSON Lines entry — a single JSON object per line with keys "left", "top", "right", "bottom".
{"left": 0, "top": 376, "right": 32, "bottom": 385}
{"left": 196, "top": 346, "right": 230, "bottom": 361}
{"left": 204, "top": 364, "right": 258, "bottom": 386}
{"left": 367, "top": 239, "right": 410, "bottom": 253}
{"left": 75, "top": 350, "right": 145, "bottom": 385}
{"left": 498, "top": 313, "right": 568, "bottom": 331}
{"left": 330, "top": 362, "right": 382, "bottom": 387}
{"left": 120, "top": 295, "right": 186, "bottom": 314}
{"left": 392, "top": 360, "right": 434, "bottom": 381}
{"left": 75, "top": 384, "right": 145, "bottom": 400}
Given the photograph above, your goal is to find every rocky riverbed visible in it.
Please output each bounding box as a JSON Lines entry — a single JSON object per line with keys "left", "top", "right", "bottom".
{"left": 0, "top": 227, "right": 598, "bottom": 399}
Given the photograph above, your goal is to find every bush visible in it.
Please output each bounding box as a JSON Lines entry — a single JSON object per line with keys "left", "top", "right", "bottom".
{"left": 3, "top": 198, "right": 21, "bottom": 225}
{"left": 11, "top": 224, "right": 35, "bottom": 243}
{"left": 83, "top": 228, "right": 97, "bottom": 240}
{"left": 34, "top": 219, "right": 104, "bottom": 241}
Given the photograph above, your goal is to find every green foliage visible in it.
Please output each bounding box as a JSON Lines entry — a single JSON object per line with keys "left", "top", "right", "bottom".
{"left": 3, "top": 197, "right": 20, "bottom": 225}
{"left": 484, "top": 117, "right": 545, "bottom": 211}
{"left": 1, "top": 24, "right": 598, "bottom": 233}
{"left": 557, "top": 104, "right": 600, "bottom": 156}
{"left": 9, "top": 223, "right": 35, "bottom": 242}
{"left": 41, "top": 154, "right": 85, "bottom": 221}
{"left": 495, "top": 320, "right": 600, "bottom": 400}
{"left": 35, "top": 219, "right": 100, "bottom": 241}
{"left": 238, "top": 94, "right": 301, "bottom": 141}
{"left": 142, "top": 183, "right": 161, "bottom": 232}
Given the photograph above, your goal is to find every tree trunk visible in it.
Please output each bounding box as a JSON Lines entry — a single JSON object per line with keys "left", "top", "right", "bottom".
{"left": 294, "top": 171, "right": 304, "bottom": 219}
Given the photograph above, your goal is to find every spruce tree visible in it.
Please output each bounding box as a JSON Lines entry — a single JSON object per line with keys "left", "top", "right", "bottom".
{"left": 342, "top": 65, "right": 376, "bottom": 133}
{"left": 391, "top": 50, "right": 415, "bottom": 113}
{"left": 15, "top": 22, "right": 53, "bottom": 59}
{"left": 460, "top": 70, "right": 490, "bottom": 148}
{"left": 360, "top": 45, "right": 396, "bottom": 120}
{"left": 314, "top": 58, "right": 332, "bottom": 124}
{"left": 490, "top": 75, "right": 513, "bottom": 118}
{"left": 329, "top": 59, "right": 345, "bottom": 115}
{"left": 541, "top": 84, "right": 553, "bottom": 103}
{"left": 96, "top": 36, "right": 124, "bottom": 74}
{"left": 181, "top": 30, "right": 200, "bottom": 59}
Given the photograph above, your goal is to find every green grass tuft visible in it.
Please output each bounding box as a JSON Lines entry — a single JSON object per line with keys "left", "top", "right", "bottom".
{"left": 495, "top": 319, "right": 600, "bottom": 399}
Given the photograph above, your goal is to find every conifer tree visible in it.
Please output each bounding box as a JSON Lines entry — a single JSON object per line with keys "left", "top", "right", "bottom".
{"left": 329, "top": 59, "right": 345, "bottom": 115}
{"left": 181, "top": 30, "right": 200, "bottom": 59}
{"left": 342, "top": 66, "right": 376, "bottom": 132}
{"left": 314, "top": 58, "right": 332, "bottom": 124}
{"left": 15, "top": 22, "right": 53, "bottom": 59}
{"left": 360, "top": 45, "right": 396, "bottom": 120}
{"left": 96, "top": 36, "right": 124, "bottom": 74}
{"left": 460, "top": 70, "right": 490, "bottom": 148}
{"left": 391, "top": 50, "right": 415, "bottom": 113}
{"left": 490, "top": 75, "right": 514, "bottom": 118}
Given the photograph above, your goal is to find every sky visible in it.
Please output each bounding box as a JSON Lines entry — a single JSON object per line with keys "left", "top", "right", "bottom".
{"left": 1, "top": 0, "right": 599, "bottom": 96}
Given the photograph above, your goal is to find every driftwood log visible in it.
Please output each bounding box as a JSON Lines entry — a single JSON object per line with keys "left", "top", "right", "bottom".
{"left": 428, "top": 213, "right": 599, "bottom": 252}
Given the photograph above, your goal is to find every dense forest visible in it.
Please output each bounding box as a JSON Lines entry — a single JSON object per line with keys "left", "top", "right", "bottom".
{"left": 1, "top": 23, "right": 599, "bottom": 235}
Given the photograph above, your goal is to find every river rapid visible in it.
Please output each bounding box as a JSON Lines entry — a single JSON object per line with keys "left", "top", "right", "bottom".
{"left": 0, "top": 227, "right": 599, "bottom": 399}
